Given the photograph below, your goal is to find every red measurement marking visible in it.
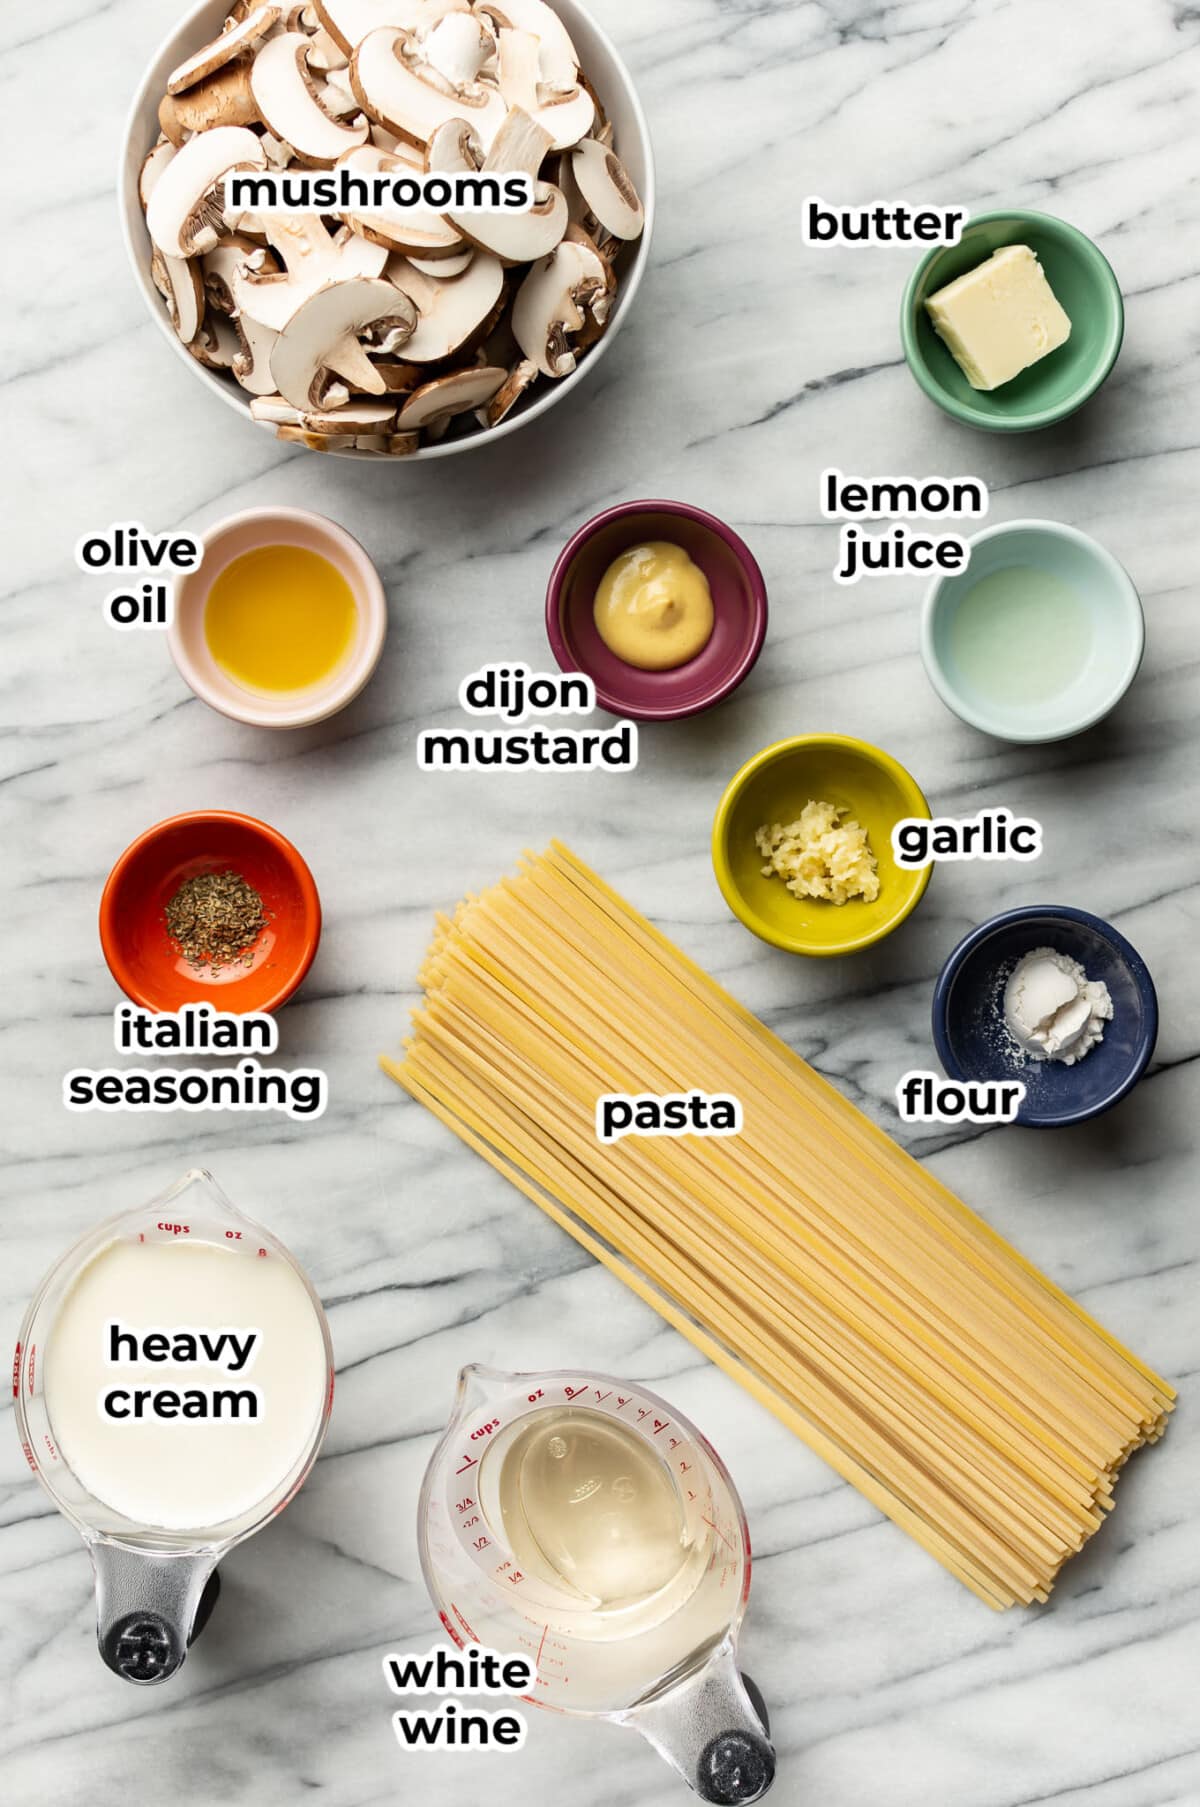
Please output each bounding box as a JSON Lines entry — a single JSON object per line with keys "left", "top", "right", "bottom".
{"left": 455, "top": 1498, "right": 476, "bottom": 1514}
{"left": 535, "top": 1624, "right": 548, "bottom": 1672}
{"left": 455, "top": 1455, "right": 478, "bottom": 1476}
{"left": 703, "top": 1515, "right": 736, "bottom": 1553}
{"left": 679, "top": 1460, "right": 692, "bottom": 1474}
{"left": 616, "top": 1395, "right": 629, "bottom": 1409}
{"left": 564, "top": 1385, "right": 585, "bottom": 1401}
{"left": 652, "top": 1419, "right": 669, "bottom": 1435}
{"left": 593, "top": 1389, "right": 611, "bottom": 1403}
{"left": 11, "top": 1342, "right": 20, "bottom": 1399}
{"left": 527, "top": 1388, "right": 545, "bottom": 1403}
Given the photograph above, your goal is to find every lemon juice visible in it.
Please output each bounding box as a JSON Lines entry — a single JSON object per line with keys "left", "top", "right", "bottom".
{"left": 947, "top": 565, "right": 1092, "bottom": 707}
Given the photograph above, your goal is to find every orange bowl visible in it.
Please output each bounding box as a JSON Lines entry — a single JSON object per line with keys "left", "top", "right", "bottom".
{"left": 99, "top": 811, "right": 321, "bottom": 1014}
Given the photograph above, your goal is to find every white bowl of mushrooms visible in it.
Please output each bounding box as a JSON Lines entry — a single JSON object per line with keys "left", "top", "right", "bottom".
{"left": 119, "top": 0, "right": 654, "bottom": 459}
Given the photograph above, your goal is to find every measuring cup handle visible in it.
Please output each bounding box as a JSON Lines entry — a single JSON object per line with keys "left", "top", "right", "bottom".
{"left": 625, "top": 1635, "right": 776, "bottom": 1802}
{"left": 92, "top": 1540, "right": 221, "bottom": 1684}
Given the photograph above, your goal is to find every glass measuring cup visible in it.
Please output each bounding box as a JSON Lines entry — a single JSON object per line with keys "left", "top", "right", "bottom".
{"left": 13, "top": 1169, "right": 334, "bottom": 1684}
{"left": 419, "top": 1365, "right": 776, "bottom": 1801}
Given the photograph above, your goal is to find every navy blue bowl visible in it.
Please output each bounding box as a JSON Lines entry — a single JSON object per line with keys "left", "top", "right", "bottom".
{"left": 932, "top": 906, "right": 1158, "bottom": 1128}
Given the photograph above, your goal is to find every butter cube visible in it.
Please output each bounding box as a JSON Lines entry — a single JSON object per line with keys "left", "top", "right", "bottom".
{"left": 925, "top": 245, "right": 1071, "bottom": 390}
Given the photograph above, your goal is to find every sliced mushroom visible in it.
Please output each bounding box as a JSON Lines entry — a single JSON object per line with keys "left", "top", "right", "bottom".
{"left": 338, "top": 142, "right": 464, "bottom": 256}
{"left": 146, "top": 125, "right": 268, "bottom": 257}
{"left": 426, "top": 108, "right": 565, "bottom": 264}
{"left": 203, "top": 238, "right": 281, "bottom": 394}
{"left": 233, "top": 215, "right": 388, "bottom": 331}
{"left": 386, "top": 251, "right": 504, "bottom": 359}
{"left": 397, "top": 365, "right": 506, "bottom": 436}
{"left": 189, "top": 311, "right": 243, "bottom": 369}
{"left": 371, "top": 359, "right": 423, "bottom": 389}
{"left": 407, "top": 246, "right": 474, "bottom": 276}
{"left": 350, "top": 26, "right": 507, "bottom": 149}
{"left": 151, "top": 246, "right": 205, "bottom": 343}
{"left": 495, "top": 28, "right": 592, "bottom": 149}
{"left": 480, "top": 355, "right": 536, "bottom": 424}
{"left": 475, "top": 0, "right": 578, "bottom": 74}
{"left": 306, "top": 24, "right": 350, "bottom": 71}
{"left": 138, "top": 138, "right": 176, "bottom": 207}
{"left": 167, "top": 5, "right": 281, "bottom": 94}
{"left": 421, "top": 10, "right": 493, "bottom": 83}
{"left": 383, "top": 430, "right": 421, "bottom": 453}
{"left": 251, "top": 32, "right": 370, "bottom": 164}
{"left": 159, "top": 61, "right": 260, "bottom": 145}
{"left": 269, "top": 275, "right": 416, "bottom": 405}
{"left": 571, "top": 136, "right": 643, "bottom": 240}
{"left": 306, "top": 399, "right": 399, "bottom": 431}
{"left": 314, "top": 0, "right": 468, "bottom": 54}
{"left": 512, "top": 233, "right": 609, "bottom": 377}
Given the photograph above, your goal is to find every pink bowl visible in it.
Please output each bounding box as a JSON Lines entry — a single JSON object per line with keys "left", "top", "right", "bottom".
{"left": 168, "top": 507, "right": 387, "bottom": 728}
{"left": 545, "top": 502, "right": 768, "bottom": 721}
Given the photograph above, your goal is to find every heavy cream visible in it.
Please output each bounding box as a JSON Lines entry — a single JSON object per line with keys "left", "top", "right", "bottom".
{"left": 43, "top": 1236, "right": 328, "bottom": 1531}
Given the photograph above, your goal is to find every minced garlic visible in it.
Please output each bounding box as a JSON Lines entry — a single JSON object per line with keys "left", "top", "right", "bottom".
{"left": 756, "top": 802, "right": 880, "bottom": 905}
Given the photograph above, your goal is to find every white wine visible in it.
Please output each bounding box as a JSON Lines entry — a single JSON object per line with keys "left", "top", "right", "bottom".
{"left": 482, "top": 1408, "right": 710, "bottom": 1634}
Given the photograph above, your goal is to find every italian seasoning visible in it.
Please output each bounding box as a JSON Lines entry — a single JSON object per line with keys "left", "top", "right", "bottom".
{"left": 164, "top": 869, "right": 268, "bottom": 971}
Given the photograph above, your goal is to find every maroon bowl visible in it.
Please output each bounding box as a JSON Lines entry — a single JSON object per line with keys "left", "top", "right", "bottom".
{"left": 545, "top": 501, "right": 769, "bottom": 721}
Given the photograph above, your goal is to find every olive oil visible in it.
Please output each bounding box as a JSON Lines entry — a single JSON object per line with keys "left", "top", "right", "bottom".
{"left": 204, "top": 545, "right": 357, "bottom": 694}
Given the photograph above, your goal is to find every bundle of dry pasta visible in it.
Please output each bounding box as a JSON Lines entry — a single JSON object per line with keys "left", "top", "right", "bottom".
{"left": 382, "top": 843, "right": 1173, "bottom": 1608}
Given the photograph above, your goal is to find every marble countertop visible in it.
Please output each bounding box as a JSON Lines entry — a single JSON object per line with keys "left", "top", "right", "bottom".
{"left": 3, "top": 0, "right": 1198, "bottom": 1802}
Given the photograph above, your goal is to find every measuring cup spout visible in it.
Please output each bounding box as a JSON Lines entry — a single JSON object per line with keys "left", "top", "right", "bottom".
{"left": 92, "top": 1539, "right": 221, "bottom": 1684}
{"left": 624, "top": 1634, "right": 775, "bottom": 1803}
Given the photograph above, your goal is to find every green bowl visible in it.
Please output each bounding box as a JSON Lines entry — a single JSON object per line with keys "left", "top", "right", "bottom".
{"left": 900, "top": 211, "right": 1124, "bottom": 433}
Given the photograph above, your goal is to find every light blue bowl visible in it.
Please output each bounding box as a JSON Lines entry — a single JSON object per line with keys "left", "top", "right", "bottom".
{"left": 921, "top": 519, "right": 1144, "bottom": 742}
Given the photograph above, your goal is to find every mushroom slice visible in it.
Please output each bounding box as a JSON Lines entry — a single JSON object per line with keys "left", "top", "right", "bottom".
{"left": 269, "top": 275, "right": 415, "bottom": 405}
{"left": 407, "top": 246, "right": 474, "bottom": 276}
{"left": 397, "top": 364, "right": 505, "bottom": 436}
{"left": 314, "top": 0, "right": 468, "bottom": 55}
{"left": 303, "top": 399, "right": 398, "bottom": 431}
{"left": 203, "top": 238, "right": 282, "bottom": 394}
{"left": 421, "top": 10, "right": 492, "bottom": 84}
{"left": 350, "top": 26, "right": 507, "bottom": 150}
{"left": 371, "top": 360, "right": 423, "bottom": 390}
{"left": 338, "top": 143, "right": 464, "bottom": 256}
{"left": 481, "top": 355, "right": 536, "bottom": 424}
{"left": 167, "top": 5, "right": 281, "bottom": 93}
{"left": 474, "top": 0, "right": 579, "bottom": 73}
{"left": 233, "top": 215, "right": 388, "bottom": 331}
{"left": 139, "top": 138, "right": 176, "bottom": 207}
{"left": 512, "top": 233, "right": 609, "bottom": 377}
{"left": 383, "top": 431, "right": 420, "bottom": 454}
{"left": 189, "top": 311, "right": 243, "bottom": 369}
{"left": 426, "top": 108, "right": 565, "bottom": 265}
{"left": 151, "top": 247, "right": 205, "bottom": 343}
{"left": 251, "top": 32, "right": 370, "bottom": 164}
{"left": 146, "top": 126, "right": 268, "bottom": 257}
{"left": 306, "top": 24, "right": 350, "bottom": 71}
{"left": 159, "top": 61, "right": 260, "bottom": 144}
{"left": 571, "top": 136, "right": 643, "bottom": 240}
{"left": 251, "top": 392, "right": 304, "bottom": 424}
{"left": 495, "top": 28, "right": 592, "bottom": 149}
{"left": 276, "top": 424, "right": 344, "bottom": 450}
{"left": 386, "top": 251, "right": 504, "bottom": 359}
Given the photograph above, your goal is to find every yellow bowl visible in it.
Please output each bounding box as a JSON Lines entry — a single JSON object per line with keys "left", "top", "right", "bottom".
{"left": 712, "top": 735, "right": 933, "bottom": 956}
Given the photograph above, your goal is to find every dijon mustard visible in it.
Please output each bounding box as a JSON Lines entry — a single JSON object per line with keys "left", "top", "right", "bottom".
{"left": 593, "top": 542, "right": 715, "bottom": 671}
